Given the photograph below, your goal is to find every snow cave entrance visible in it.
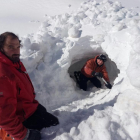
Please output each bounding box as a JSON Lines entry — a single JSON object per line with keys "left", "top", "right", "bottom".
{"left": 68, "top": 55, "right": 120, "bottom": 90}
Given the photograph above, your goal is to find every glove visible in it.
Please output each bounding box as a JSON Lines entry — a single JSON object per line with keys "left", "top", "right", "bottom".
{"left": 91, "top": 71, "right": 95, "bottom": 76}
{"left": 94, "top": 72, "right": 103, "bottom": 78}
{"left": 48, "top": 114, "right": 59, "bottom": 126}
{"left": 35, "top": 104, "right": 59, "bottom": 127}
{"left": 44, "top": 112, "right": 59, "bottom": 127}
{"left": 105, "top": 82, "right": 112, "bottom": 89}
{"left": 27, "top": 130, "right": 41, "bottom": 140}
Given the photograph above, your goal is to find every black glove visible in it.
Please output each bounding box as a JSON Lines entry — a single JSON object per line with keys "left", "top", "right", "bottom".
{"left": 105, "top": 82, "right": 112, "bottom": 89}
{"left": 44, "top": 112, "right": 59, "bottom": 127}
{"left": 34, "top": 104, "right": 59, "bottom": 127}
{"left": 28, "top": 130, "right": 41, "bottom": 140}
{"left": 95, "top": 72, "right": 103, "bottom": 78}
{"left": 91, "top": 71, "right": 95, "bottom": 76}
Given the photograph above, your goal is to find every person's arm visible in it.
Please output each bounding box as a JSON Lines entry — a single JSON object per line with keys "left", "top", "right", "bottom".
{"left": 101, "top": 67, "right": 109, "bottom": 82}
{"left": 101, "top": 67, "right": 112, "bottom": 89}
{"left": 0, "top": 76, "right": 27, "bottom": 140}
{"left": 83, "top": 59, "right": 95, "bottom": 76}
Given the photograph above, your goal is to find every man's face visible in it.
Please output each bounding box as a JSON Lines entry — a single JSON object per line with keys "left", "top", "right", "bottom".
{"left": 3, "top": 36, "right": 20, "bottom": 62}
{"left": 97, "top": 59, "right": 104, "bottom": 66}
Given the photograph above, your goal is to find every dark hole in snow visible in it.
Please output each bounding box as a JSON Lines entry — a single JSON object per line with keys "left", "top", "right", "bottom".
{"left": 68, "top": 55, "right": 120, "bottom": 91}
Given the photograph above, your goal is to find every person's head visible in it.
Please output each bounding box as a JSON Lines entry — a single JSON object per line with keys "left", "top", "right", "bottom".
{"left": 0, "top": 32, "right": 21, "bottom": 62}
{"left": 96, "top": 54, "right": 107, "bottom": 66}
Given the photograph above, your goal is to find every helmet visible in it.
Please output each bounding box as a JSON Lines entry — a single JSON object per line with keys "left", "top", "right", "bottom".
{"left": 97, "top": 54, "right": 107, "bottom": 62}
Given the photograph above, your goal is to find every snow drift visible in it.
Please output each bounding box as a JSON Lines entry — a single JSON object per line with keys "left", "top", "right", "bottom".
{"left": 20, "top": 0, "right": 140, "bottom": 139}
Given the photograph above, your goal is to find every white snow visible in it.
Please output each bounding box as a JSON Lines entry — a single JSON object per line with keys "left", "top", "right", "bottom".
{"left": 1, "top": 0, "right": 140, "bottom": 140}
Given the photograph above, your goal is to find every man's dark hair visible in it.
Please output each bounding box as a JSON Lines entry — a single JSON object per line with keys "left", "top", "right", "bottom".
{"left": 0, "top": 32, "right": 21, "bottom": 51}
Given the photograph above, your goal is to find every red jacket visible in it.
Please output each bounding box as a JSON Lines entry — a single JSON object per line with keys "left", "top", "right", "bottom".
{"left": 0, "top": 52, "right": 39, "bottom": 140}
{"left": 81, "top": 56, "right": 109, "bottom": 82}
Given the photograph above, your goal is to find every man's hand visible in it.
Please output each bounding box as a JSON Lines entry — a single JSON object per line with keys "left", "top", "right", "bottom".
{"left": 91, "top": 71, "right": 95, "bottom": 76}
{"left": 45, "top": 112, "right": 59, "bottom": 127}
{"left": 105, "top": 82, "right": 112, "bottom": 89}
{"left": 28, "top": 130, "right": 41, "bottom": 140}
{"left": 94, "top": 72, "right": 103, "bottom": 78}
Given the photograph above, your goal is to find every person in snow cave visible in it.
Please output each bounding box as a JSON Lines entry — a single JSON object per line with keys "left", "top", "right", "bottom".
{"left": 79, "top": 54, "right": 112, "bottom": 91}
{"left": 0, "top": 32, "right": 59, "bottom": 140}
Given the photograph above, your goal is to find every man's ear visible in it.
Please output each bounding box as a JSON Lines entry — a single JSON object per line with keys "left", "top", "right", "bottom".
{"left": 0, "top": 48, "right": 4, "bottom": 53}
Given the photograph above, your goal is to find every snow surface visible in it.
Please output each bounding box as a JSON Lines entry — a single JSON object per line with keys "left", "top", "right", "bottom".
{"left": 2, "top": 0, "right": 140, "bottom": 140}
{"left": 0, "top": 0, "right": 139, "bottom": 37}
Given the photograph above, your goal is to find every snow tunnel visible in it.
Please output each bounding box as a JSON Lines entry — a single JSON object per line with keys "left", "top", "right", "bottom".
{"left": 68, "top": 54, "right": 120, "bottom": 91}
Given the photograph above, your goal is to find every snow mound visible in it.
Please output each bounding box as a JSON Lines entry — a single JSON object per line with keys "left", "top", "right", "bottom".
{"left": 20, "top": 0, "right": 140, "bottom": 139}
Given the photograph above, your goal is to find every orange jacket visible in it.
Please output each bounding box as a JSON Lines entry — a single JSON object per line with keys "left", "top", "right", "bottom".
{"left": 81, "top": 56, "right": 109, "bottom": 82}
{"left": 0, "top": 52, "right": 39, "bottom": 140}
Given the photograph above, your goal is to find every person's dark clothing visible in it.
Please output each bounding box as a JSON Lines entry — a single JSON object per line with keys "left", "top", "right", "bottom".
{"left": 80, "top": 55, "right": 111, "bottom": 91}
{"left": 27, "top": 130, "right": 41, "bottom": 140}
{"left": 79, "top": 73, "right": 101, "bottom": 91}
{"left": 23, "top": 104, "right": 59, "bottom": 131}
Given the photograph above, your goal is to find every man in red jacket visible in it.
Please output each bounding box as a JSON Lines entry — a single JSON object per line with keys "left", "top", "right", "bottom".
{"left": 0, "top": 32, "right": 59, "bottom": 140}
{"left": 79, "top": 54, "right": 112, "bottom": 91}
